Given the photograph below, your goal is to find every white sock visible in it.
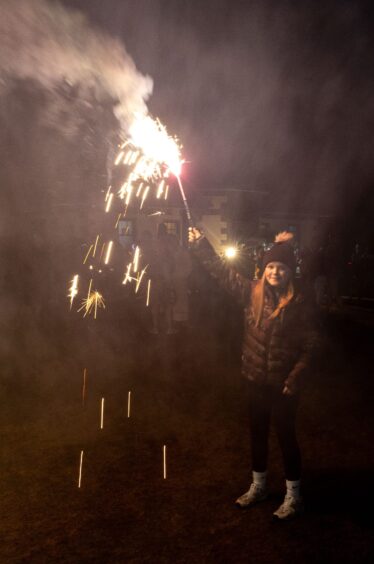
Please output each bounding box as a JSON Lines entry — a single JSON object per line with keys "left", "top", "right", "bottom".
{"left": 252, "top": 471, "right": 267, "bottom": 489}
{"left": 286, "top": 479, "right": 301, "bottom": 499}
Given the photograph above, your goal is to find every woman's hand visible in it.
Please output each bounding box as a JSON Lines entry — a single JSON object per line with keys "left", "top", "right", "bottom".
{"left": 188, "top": 227, "right": 203, "bottom": 243}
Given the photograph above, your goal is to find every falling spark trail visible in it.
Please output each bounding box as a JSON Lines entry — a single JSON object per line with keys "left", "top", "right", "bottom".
{"left": 163, "top": 445, "right": 167, "bottom": 479}
{"left": 93, "top": 235, "right": 100, "bottom": 258}
{"left": 87, "top": 279, "right": 93, "bottom": 299}
{"left": 115, "top": 151, "right": 124, "bottom": 166}
{"left": 68, "top": 274, "right": 79, "bottom": 308}
{"left": 115, "top": 213, "right": 122, "bottom": 228}
{"left": 105, "top": 193, "right": 114, "bottom": 213}
{"left": 78, "top": 450, "right": 84, "bottom": 488}
{"left": 82, "top": 368, "right": 87, "bottom": 406}
{"left": 127, "top": 391, "right": 131, "bottom": 418}
{"left": 133, "top": 246, "right": 140, "bottom": 273}
{"left": 135, "top": 266, "right": 147, "bottom": 293}
{"left": 100, "top": 398, "right": 104, "bottom": 429}
{"left": 140, "top": 185, "right": 150, "bottom": 210}
{"left": 146, "top": 279, "right": 151, "bottom": 306}
{"left": 83, "top": 245, "right": 93, "bottom": 265}
{"left": 104, "top": 185, "right": 112, "bottom": 202}
{"left": 156, "top": 179, "right": 165, "bottom": 199}
{"left": 104, "top": 241, "right": 113, "bottom": 265}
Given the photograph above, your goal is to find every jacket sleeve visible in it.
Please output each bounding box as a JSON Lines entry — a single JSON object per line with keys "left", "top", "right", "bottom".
{"left": 191, "top": 236, "right": 251, "bottom": 307}
{"left": 285, "top": 301, "right": 320, "bottom": 391}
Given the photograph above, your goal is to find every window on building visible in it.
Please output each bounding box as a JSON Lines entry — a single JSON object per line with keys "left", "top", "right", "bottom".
{"left": 163, "top": 221, "right": 180, "bottom": 237}
{"left": 119, "top": 219, "right": 134, "bottom": 237}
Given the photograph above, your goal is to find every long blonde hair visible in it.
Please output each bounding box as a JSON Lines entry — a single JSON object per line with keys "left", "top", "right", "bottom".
{"left": 252, "top": 270, "right": 295, "bottom": 327}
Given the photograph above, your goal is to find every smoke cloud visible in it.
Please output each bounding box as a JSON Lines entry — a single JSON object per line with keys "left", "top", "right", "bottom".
{"left": 0, "top": 0, "right": 152, "bottom": 129}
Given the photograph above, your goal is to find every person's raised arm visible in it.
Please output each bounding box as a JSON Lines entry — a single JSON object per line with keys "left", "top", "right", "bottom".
{"left": 188, "top": 227, "right": 251, "bottom": 307}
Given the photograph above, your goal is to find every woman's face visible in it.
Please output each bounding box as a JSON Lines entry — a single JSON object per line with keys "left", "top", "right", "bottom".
{"left": 264, "top": 261, "right": 291, "bottom": 288}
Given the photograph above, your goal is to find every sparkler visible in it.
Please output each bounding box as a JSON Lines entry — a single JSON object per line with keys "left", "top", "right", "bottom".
{"left": 71, "top": 115, "right": 189, "bottom": 319}
{"left": 78, "top": 450, "right": 84, "bottom": 488}
{"left": 127, "top": 391, "right": 131, "bottom": 418}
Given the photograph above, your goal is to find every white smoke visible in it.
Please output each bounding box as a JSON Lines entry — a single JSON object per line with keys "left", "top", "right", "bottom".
{"left": 0, "top": 0, "right": 153, "bottom": 129}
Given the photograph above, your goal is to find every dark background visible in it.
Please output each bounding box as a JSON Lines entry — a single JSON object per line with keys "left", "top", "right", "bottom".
{"left": 61, "top": 0, "right": 374, "bottom": 223}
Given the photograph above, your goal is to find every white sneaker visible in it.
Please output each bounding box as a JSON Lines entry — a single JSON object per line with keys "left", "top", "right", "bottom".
{"left": 273, "top": 495, "right": 304, "bottom": 520}
{"left": 235, "top": 483, "right": 268, "bottom": 508}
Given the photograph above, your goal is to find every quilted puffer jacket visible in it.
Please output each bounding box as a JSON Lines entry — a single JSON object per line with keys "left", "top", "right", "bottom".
{"left": 193, "top": 237, "right": 317, "bottom": 390}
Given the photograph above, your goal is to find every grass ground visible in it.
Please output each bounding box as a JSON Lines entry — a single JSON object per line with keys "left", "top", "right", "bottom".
{"left": 0, "top": 296, "right": 373, "bottom": 563}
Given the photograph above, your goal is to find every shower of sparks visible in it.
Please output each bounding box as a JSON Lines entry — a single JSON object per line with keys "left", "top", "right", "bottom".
{"left": 129, "top": 115, "right": 183, "bottom": 177}
{"left": 163, "top": 445, "right": 167, "bottom": 479}
{"left": 82, "top": 368, "right": 87, "bottom": 407}
{"left": 70, "top": 115, "right": 187, "bottom": 319}
{"left": 100, "top": 398, "right": 105, "bottom": 429}
{"left": 68, "top": 274, "right": 79, "bottom": 308}
{"left": 104, "top": 241, "right": 114, "bottom": 265}
{"left": 110, "top": 115, "right": 184, "bottom": 216}
{"left": 78, "top": 450, "right": 84, "bottom": 488}
{"left": 146, "top": 279, "right": 151, "bottom": 307}
{"left": 127, "top": 391, "right": 131, "bottom": 418}
{"left": 78, "top": 290, "right": 106, "bottom": 319}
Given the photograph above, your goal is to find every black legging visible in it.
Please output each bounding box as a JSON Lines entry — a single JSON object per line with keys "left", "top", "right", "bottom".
{"left": 249, "top": 383, "right": 301, "bottom": 481}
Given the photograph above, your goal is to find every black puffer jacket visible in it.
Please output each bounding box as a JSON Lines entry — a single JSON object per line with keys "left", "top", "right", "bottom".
{"left": 193, "top": 237, "right": 317, "bottom": 390}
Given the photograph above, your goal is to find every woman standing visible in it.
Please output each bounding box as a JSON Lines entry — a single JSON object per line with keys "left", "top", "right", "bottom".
{"left": 189, "top": 229, "right": 317, "bottom": 520}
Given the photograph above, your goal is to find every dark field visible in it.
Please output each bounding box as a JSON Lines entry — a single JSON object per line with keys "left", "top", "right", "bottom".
{"left": 1, "top": 292, "right": 373, "bottom": 564}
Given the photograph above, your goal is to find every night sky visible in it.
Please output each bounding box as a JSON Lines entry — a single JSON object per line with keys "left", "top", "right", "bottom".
{"left": 59, "top": 0, "right": 374, "bottom": 222}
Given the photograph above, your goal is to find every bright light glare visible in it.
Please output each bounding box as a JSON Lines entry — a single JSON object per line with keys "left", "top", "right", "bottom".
{"left": 224, "top": 246, "right": 238, "bottom": 259}
{"left": 129, "top": 114, "right": 182, "bottom": 176}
